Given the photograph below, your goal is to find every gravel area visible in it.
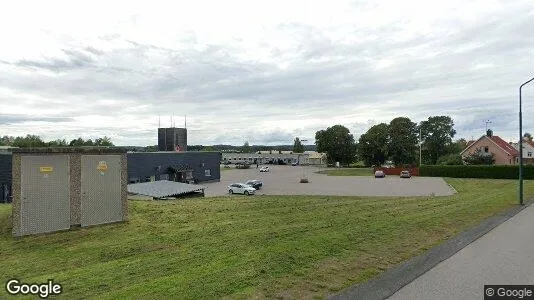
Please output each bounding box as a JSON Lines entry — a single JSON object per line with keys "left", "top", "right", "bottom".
{"left": 203, "top": 165, "right": 456, "bottom": 197}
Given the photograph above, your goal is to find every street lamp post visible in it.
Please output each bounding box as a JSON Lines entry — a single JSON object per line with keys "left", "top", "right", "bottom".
{"left": 519, "top": 77, "right": 534, "bottom": 205}
{"left": 295, "top": 138, "right": 309, "bottom": 181}
{"left": 419, "top": 127, "right": 422, "bottom": 166}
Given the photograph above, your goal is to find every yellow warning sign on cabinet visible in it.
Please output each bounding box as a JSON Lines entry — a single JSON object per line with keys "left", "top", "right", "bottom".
{"left": 39, "top": 166, "right": 53, "bottom": 173}
{"left": 97, "top": 161, "right": 108, "bottom": 172}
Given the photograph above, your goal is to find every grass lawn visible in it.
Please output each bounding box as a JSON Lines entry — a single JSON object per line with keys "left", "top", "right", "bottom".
{"left": 316, "top": 168, "right": 374, "bottom": 176}
{"left": 1, "top": 179, "right": 533, "bottom": 299}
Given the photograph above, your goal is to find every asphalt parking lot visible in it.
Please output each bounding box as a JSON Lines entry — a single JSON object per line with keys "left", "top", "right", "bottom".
{"left": 202, "top": 165, "right": 456, "bottom": 197}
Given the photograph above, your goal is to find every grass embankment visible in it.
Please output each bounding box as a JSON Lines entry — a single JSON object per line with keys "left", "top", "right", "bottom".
{"left": 0, "top": 179, "right": 533, "bottom": 299}
{"left": 316, "top": 168, "right": 374, "bottom": 176}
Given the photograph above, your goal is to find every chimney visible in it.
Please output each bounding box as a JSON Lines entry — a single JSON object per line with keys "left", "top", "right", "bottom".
{"left": 486, "top": 129, "right": 493, "bottom": 137}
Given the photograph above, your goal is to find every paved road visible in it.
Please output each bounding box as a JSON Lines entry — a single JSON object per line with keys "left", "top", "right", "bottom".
{"left": 389, "top": 203, "right": 534, "bottom": 300}
{"left": 204, "top": 165, "right": 455, "bottom": 197}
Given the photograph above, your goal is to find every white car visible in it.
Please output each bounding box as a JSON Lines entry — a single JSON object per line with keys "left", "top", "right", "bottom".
{"left": 374, "top": 170, "right": 386, "bottom": 178}
{"left": 228, "top": 183, "right": 256, "bottom": 195}
{"left": 259, "top": 166, "right": 270, "bottom": 172}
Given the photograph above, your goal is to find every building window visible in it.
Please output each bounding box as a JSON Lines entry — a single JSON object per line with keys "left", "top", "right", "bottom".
{"left": 205, "top": 169, "right": 211, "bottom": 177}
{"left": 484, "top": 146, "right": 489, "bottom": 153}
{"left": 529, "top": 152, "right": 532, "bottom": 157}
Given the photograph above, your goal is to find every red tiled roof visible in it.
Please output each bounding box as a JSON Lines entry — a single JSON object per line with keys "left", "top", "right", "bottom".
{"left": 489, "top": 136, "right": 519, "bottom": 156}
{"left": 527, "top": 140, "right": 534, "bottom": 148}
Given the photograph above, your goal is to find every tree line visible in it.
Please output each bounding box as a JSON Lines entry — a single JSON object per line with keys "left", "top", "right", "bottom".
{"left": 0, "top": 135, "right": 114, "bottom": 147}
{"left": 182, "top": 143, "right": 316, "bottom": 153}
{"left": 314, "top": 116, "right": 473, "bottom": 166}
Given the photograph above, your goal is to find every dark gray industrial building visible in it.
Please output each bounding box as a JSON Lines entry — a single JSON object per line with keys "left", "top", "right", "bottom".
{"left": 0, "top": 126, "right": 221, "bottom": 201}
{"left": 0, "top": 154, "right": 12, "bottom": 203}
{"left": 158, "top": 127, "right": 187, "bottom": 151}
{"left": 127, "top": 151, "right": 221, "bottom": 184}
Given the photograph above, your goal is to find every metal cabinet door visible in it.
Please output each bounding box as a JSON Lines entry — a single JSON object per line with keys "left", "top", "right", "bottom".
{"left": 81, "top": 155, "right": 122, "bottom": 226}
{"left": 20, "top": 155, "right": 70, "bottom": 235}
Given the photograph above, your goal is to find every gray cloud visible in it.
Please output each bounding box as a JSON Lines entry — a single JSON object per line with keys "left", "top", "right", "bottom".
{"left": 1, "top": 0, "right": 533, "bottom": 145}
{"left": 0, "top": 115, "right": 75, "bottom": 125}
{"left": 13, "top": 48, "right": 97, "bottom": 72}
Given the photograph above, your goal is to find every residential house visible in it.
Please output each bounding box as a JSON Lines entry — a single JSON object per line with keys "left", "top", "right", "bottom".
{"left": 305, "top": 151, "right": 327, "bottom": 165}
{"left": 510, "top": 139, "right": 534, "bottom": 165}
{"left": 460, "top": 129, "right": 518, "bottom": 165}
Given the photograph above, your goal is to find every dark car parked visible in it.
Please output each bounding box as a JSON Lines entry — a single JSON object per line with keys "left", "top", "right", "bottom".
{"left": 245, "top": 179, "right": 263, "bottom": 190}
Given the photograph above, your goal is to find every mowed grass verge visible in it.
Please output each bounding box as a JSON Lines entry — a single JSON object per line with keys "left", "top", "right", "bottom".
{"left": 316, "top": 168, "right": 374, "bottom": 176}
{"left": 1, "top": 179, "right": 533, "bottom": 299}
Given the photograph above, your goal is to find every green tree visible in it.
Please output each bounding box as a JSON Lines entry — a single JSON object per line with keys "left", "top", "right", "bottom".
{"left": 464, "top": 149, "right": 495, "bottom": 165}
{"left": 293, "top": 137, "right": 304, "bottom": 153}
{"left": 315, "top": 125, "right": 357, "bottom": 165}
{"left": 241, "top": 141, "right": 251, "bottom": 153}
{"left": 524, "top": 132, "right": 533, "bottom": 142}
{"left": 94, "top": 136, "right": 114, "bottom": 146}
{"left": 48, "top": 139, "right": 68, "bottom": 147}
{"left": 12, "top": 135, "right": 46, "bottom": 148}
{"left": 69, "top": 138, "right": 85, "bottom": 146}
{"left": 448, "top": 138, "right": 468, "bottom": 154}
{"left": 437, "top": 153, "right": 464, "bottom": 165}
{"left": 358, "top": 123, "right": 389, "bottom": 166}
{"left": 419, "top": 116, "right": 457, "bottom": 164}
{"left": 0, "top": 136, "right": 14, "bottom": 146}
{"left": 201, "top": 146, "right": 215, "bottom": 151}
{"left": 388, "top": 117, "right": 418, "bottom": 165}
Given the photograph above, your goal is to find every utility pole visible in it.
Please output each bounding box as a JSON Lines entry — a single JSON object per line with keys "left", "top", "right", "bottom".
{"left": 519, "top": 76, "right": 534, "bottom": 205}
{"left": 419, "top": 127, "right": 422, "bottom": 166}
{"left": 300, "top": 139, "right": 308, "bottom": 179}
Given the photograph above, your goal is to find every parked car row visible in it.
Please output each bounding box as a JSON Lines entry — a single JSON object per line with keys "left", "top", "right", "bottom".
{"left": 374, "top": 170, "right": 412, "bottom": 178}
{"left": 228, "top": 179, "right": 264, "bottom": 195}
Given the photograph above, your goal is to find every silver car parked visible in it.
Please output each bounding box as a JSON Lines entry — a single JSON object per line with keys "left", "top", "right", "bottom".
{"left": 228, "top": 183, "right": 256, "bottom": 195}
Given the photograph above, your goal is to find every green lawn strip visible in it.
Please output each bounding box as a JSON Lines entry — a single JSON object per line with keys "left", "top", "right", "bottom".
{"left": 315, "top": 168, "right": 374, "bottom": 176}
{"left": 0, "top": 178, "right": 532, "bottom": 299}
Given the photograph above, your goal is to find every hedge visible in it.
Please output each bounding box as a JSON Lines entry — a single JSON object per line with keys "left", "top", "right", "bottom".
{"left": 419, "top": 165, "right": 534, "bottom": 179}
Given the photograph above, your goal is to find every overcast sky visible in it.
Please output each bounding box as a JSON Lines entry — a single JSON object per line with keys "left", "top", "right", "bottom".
{"left": 1, "top": 0, "right": 534, "bottom": 146}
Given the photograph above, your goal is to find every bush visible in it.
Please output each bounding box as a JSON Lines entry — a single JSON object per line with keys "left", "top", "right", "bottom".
{"left": 419, "top": 165, "right": 534, "bottom": 179}
{"left": 463, "top": 150, "right": 495, "bottom": 165}
{"left": 437, "top": 154, "right": 464, "bottom": 165}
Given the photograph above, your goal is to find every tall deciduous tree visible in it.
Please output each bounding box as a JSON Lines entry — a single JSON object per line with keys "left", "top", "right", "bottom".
{"left": 449, "top": 138, "right": 468, "bottom": 154}
{"left": 293, "top": 137, "right": 304, "bottom": 153}
{"left": 388, "top": 117, "right": 418, "bottom": 165}
{"left": 419, "top": 116, "right": 457, "bottom": 164}
{"left": 241, "top": 141, "right": 251, "bottom": 153}
{"left": 524, "top": 132, "right": 533, "bottom": 142}
{"left": 315, "top": 125, "right": 357, "bottom": 165}
{"left": 358, "top": 123, "right": 389, "bottom": 166}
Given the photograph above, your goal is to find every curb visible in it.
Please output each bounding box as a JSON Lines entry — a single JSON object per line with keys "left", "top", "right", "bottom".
{"left": 328, "top": 199, "right": 533, "bottom": 300}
